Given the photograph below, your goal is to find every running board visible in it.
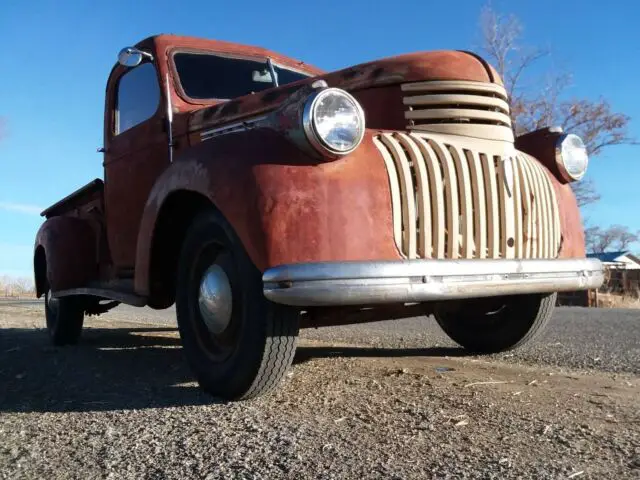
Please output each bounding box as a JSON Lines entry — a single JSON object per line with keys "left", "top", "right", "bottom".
{"left": 53, "top": 287, "right": 146, "bottom": 307}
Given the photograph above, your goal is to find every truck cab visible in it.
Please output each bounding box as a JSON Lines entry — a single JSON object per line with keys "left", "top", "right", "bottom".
{"left": 34, "top": 34, "right": 603, "bottom": 400}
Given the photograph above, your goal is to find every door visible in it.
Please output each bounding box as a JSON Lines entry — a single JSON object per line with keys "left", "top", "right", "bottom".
{"left": 104, "top": 61, "right": 170, "bottom": 272}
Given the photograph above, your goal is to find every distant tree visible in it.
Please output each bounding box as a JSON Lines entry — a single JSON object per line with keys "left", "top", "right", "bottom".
{"left": 479, "top": 6, "right": 636, "bottom": 207}
{"left": 585, "top": 224, "right": 639, "bottom": 253}
{"left": 584, "top": 225, "right": 602, "bottom": 253}
{"left": 0, "top": 275, "right": 35, "bottom": 297}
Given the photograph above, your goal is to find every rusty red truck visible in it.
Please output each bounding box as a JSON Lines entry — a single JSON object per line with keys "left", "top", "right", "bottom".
{"left": 34, "top": 34, "right": 603, "bottom": 400}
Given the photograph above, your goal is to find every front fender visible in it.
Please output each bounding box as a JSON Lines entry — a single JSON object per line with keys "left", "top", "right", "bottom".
{"left": 550, "top": 176, "right": 586, "bottom": 258}
{"left": 515, "top": 129, "right": 586, "bottom": 258}
{"left": 134, "top": 128, "right": 399, "bottom": 296}
{"left": 34, "top": 216, "right": 98, "bottom": 293}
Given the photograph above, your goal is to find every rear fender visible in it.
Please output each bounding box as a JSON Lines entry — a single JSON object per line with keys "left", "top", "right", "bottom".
{"left": 34, "top": 216, "right": 98, "bottom": 294}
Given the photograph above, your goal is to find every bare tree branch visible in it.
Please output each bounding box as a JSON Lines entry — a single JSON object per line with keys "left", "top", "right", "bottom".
{"left": 583, "top": 224, "right": 638, "bottom": 253}
{"left": 584, "top": 225, "right": 602, "bottom": 253}
{"left": 479, "top": 5, "right": 637, "bottom": 207}
{"left": 571, "top": 179, "right": 600, "bottom": 208}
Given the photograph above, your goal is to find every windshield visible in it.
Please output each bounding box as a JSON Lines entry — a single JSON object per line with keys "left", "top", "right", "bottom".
{"left": 173, "top": 52, "right": 312, "bottom": 100}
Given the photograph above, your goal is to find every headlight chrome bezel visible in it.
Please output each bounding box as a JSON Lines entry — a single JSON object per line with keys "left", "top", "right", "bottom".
{"left": 302, "top": 87, "right": 366, "bottom": 158}
{"left": 555, "top": 133, "right": 589, "bottom": 182}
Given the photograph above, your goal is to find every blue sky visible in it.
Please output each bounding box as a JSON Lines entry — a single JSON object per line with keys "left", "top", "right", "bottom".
{"left": 1, "top": 0, "right": 638, "bottom": 279}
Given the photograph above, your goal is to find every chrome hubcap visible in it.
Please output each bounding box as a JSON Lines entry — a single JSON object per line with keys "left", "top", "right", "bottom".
{"left": 198, "top": 264, "right": 233, "bottom": 334}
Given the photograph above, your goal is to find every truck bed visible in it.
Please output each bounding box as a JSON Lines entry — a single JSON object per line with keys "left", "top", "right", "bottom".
{"left": 41, "top": 179, "right": 104, "bottom": 219}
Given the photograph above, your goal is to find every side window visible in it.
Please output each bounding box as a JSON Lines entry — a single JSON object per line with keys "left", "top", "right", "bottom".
{"left": 115, "top": 62, "right": 160, "bottom": 135}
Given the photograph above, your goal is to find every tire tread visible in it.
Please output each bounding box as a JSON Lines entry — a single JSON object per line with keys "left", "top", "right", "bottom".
{"left": 510, "top": 292, "right": 556, "bottom": 350}
{"left": 435, "top": 293, "right": 556, "bottom": 353}
{"left": 243, "top": 306, "right": 299, "bottom": 399}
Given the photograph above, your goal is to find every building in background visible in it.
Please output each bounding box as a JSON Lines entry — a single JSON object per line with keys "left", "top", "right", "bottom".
{"left": 587, "top": 251, "right": 640, "bottom": 270}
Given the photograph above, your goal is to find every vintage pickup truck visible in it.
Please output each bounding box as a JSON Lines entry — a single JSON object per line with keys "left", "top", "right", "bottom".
{"left": 34, "top": 34, "right": 603, "bottom": 400}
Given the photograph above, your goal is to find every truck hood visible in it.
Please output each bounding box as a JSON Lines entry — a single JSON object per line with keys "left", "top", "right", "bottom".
{"left": 188, "top": 50, "right": 502, "bottom": 134}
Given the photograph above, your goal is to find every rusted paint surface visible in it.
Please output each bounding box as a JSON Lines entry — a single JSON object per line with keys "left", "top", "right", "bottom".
{"left": 139, "top": 34, "right": 500, "bottom": 137}
{"left": 549, "top": 174, "right": 586, "bottom": 258}
{"left": 103, "top": 134, "right": 170, "bottom": 269}
{"left": 102, "top": 37, "right": 171, "bottom": 270}
{"left": 515, "top": 129, "right": 566, "bottom": 182}
{"left": 183, "top": 48, "right": 499, "bottom": 135}
{"left": 134, "top": 129, "right": 399, "bottom": 296}
{"left": 351, "top": 85, "right": 407, "bottom": 131}
{"left": 38, "top": 32, "right": 587, "bottom": 305}
{"left": 124, "top": 35, "right": 506, "bottom": 291}
{"left": 41, "top": 179, "right": 104, "bottom": 218}
{"left": 34, "top": 216, "right": 98, "bottom": 292}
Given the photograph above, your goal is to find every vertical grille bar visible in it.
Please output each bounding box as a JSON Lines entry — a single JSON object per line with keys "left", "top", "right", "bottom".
{"left": 530, "top": 160, "right": 549, "bottom": 257}
{"left": 396, "top": 133, "right": 431, "bottom": 258}
{"left": 481, "top": 154, "right": 500, "bottom": 258}
{"left": 539, "top": 161, "right": 558, "bottom": 257}
{"left": 428, "top": 141, "right": 460, "bottom": 259}
{"left": 448, "top": 146, "right": 474, "bottom": 258}
{"left": 413, "top": 136, "right": 446, "bottom": 258}
{"left": 519, "top": 157, "right": 540, "bottom": 257}
{"left": 373, "top": 136, "right": 403, "bottom": 250}
{"left": 465, "top": 150, "right": 487, "bottom": 259}
{"left": 379, "top": 133, "right": 417, "bottom": 258}
{"left": 511, "top": 157, "right": 524, "bottom": 258}
{"left": 497, "top": 156, "right": 516, "bottom": 259}
{"left": 534, "top": 161, "right": 553, "bottom": 257}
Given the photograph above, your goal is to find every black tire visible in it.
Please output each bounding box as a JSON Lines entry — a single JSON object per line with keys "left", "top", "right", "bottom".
{"left": 44, "top": 288, "right": 84, "bottom": 346}
{"left": 175, "top": 210, "right": 300, "bottom": 400}
{"left": 433, "top": 292, "right": 556, "bottom": 353}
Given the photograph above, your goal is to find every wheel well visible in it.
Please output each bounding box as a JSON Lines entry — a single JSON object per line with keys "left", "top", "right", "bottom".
{"left": 34, "top": 246, "right": 46, "bottom": 298}
{"left": 147, "top": 191, "right": 213, "bottom": 309}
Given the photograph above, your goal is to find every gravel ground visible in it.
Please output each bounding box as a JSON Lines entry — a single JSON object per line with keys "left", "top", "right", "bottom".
{"left": 0, "top": 301, "right": 638, "bottom": 479}
{"left": 100, "top": 303, "right": 640, "bottom": 375}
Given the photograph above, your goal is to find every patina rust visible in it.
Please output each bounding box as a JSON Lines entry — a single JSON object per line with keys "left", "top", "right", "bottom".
{"left": 550, "top": 175, "right": 586, "bottom": 258}
{"left": 515, "top": 128, "right": 566, "bottom": 182}
{"left": 34, "top": 33, "right": 587, "bottom": 308}
{"left": 34, "top": 216, "right": 98, "bottom": 293}
{"left": 133, "top": 129, "right": 398, "bottom": 296}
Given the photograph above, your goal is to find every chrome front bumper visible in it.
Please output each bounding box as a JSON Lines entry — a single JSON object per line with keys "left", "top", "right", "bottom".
{"left": 263, "top": 258, "right": 604, "bottom": 307}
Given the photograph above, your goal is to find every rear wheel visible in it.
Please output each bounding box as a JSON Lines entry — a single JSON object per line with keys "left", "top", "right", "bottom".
{"left": 44, "top": 288, "right": 84, "bottom": 346}
{"left": 175, "top": 210, "right": 300, "bottom": 400}
{"left": 434, "top": 293, "right": 556, "bottom": 353}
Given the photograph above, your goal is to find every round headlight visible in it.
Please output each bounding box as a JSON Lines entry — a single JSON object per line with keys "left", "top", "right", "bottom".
{"left": 302, "top": 88, "right": 365, "bottom": 157}
{"left": 556, "top": 133, "right": 589, "bottom": 182}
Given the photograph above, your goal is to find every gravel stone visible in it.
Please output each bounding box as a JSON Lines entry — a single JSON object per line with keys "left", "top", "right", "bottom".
{"left": 0, "top": 301, "right": 638, "bottom": 479}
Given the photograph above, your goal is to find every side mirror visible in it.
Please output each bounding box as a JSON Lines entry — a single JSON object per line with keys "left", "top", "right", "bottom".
{"left": 118, "top": 47, "right": 154, "bottom": 67}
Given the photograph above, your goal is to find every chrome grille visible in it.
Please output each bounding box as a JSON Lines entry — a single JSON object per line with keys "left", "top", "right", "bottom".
{"left": 373, "top": 131, "right": 561, "bottom": 260}
{"left": 402, "top": 80, "right": 514, "bottom": 142}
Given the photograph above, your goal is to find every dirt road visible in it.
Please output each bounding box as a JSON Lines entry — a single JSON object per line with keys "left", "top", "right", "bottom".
{"left": 0, "top": 301, "right": 638, "bottom": 479}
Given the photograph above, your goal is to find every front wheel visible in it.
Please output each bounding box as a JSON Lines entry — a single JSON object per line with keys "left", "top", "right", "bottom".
{"left": 434, "top": 293, "right": 556, "bottom": 353}
{"left": 175, "top": 210, "right": 300, "bottom": 401}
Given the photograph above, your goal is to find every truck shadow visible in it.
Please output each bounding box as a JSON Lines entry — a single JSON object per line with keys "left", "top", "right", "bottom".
{"left": 0, "top": 326, "right": 215, "bottom": 413}
{"left": 0, "top": 327, "right": 465, "bottom": 413}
